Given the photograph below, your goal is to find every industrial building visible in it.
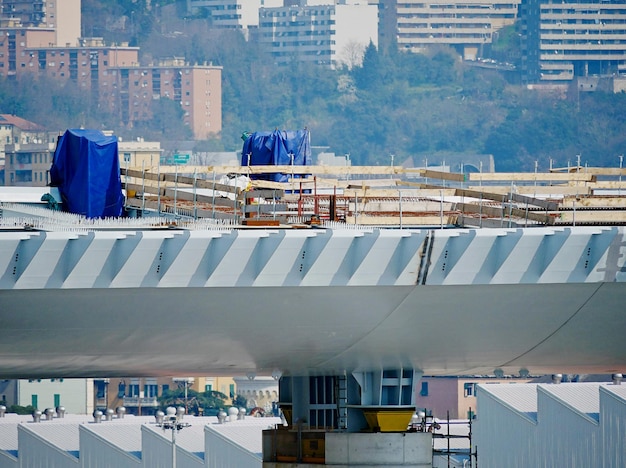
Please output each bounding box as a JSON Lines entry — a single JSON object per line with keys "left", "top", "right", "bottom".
{"left": 0, "top": 409, "right": 283, "bottom": 468}
{"left": 474, "top": 379, "right": 626, "bottom": 468}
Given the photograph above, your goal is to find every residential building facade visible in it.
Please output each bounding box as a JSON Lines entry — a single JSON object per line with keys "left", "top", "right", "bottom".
{"left": 0, "top": 0, "right": 81, "bottom": 47}
{"left": 95, "top": 376, "right": 238, "bottom": 416}
{"left": 188, "top": 0, "right": 283, "bottom": 38}
{"left": 100, "top": 58, "right": 222, "bottom": 140}
{"left": 258, "top": 1, "right": 378, "bottom": 67}
{"left": 0, "top": 35, "right": 222, "bottom": 140}
{"left": 0, "top": 378, "right": 95, "bottom": 415}
{"left": 391, "top": 0, "right": 521, "bottom": 60}
{"left": 520, "top": 0, "right": 626, "bottom": 84}
{"left": 415, "top": 376, "right": 533, "bottom": 419}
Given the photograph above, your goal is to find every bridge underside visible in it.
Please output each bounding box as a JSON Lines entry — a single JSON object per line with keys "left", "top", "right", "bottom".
{"left": 0, "top": 282, "right": 624, "bottom": 379}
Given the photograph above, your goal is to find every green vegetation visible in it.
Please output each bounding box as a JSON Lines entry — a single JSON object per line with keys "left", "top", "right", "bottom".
{"left": 1, "top": 2, "right": 625, "bottom": 171}
{"left": 157, "top": 387, "right": 228, "bottom": 416}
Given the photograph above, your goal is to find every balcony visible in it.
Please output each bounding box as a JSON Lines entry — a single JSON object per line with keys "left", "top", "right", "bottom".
{"left": 123, "top": 396, "right": 159, "bottom": 407}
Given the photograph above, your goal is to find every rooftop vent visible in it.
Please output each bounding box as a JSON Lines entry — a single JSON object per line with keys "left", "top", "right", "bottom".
{"left": 116, "top": 406, "right": 126, "bottom": 419}
{"left": 217, "top": 410, "right": 227, "bottom": 424}
{"left": 93, "top": 410, "right": 103, "bottom": 423}
{"left": 551, "top": 374, "right": 563, "bottom": 384}
{"left": 56, "top": 406, "right": 65, "bottom": 418}
{"left": 32, "top": 410, "right": 42, "bottom": 423}
{"left": 155, "top": 410, "right": 164, "bottom": 425}
{"left": 44, "top": 408, "right": 54, "bottom": 421}
{"left": 105, "top": 408, "right": 114, "bottom": 421}
{"left": 238, "top": 407, "right": 246, "bottom": 420}
{"left": 0, "top": 405, "right": 6, "bottom": 417}
{"left": 612, "top": 373, "right": 623, "bottom": 385}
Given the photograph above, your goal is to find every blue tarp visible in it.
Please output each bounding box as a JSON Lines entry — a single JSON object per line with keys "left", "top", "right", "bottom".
{"left": 50, "top": 129, "right": 124, "bottom": 218}
{"left": 241, "top": 129, "right": 311, "bottom": 182}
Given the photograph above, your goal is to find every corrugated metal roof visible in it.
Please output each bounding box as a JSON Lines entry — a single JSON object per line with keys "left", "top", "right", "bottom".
{"left": 206, "top": 417, "right": 284, "bottom": 455}
{"left": 83, "top": 424, "right": 143, "bottom": 452}
{"left": 0, "top": 419, "right": 18, "bottom": 451}
{"left": 601, "top": 383, "right": 626, "bottom": 401}
{"left": 22, "top": 422, "right": 79, "bottom": 451}
{"left": 477, "top": 383, "right": 538, "bottom": 413}
{"left": 538, "top": 382, "right": 601, "bottom": 414}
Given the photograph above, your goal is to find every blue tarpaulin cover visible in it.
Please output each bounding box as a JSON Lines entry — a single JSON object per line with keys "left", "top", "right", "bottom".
{"left": 50, "top": 129, "right": 124, "bottom": 218}
{"left": 241, "top": 129, "right": 311, "bottom": 182}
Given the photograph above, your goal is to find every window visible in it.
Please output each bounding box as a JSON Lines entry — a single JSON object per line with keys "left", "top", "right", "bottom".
{"left": 464, "top": 383, "right": 476, "bottom": 397}
{"left": 162, "top": 384, "right": 169, "bottom": 393}
{"left": 129, "top": 384, "right": 140, "bottom": 397}
{"left": 31, "top": 394, "right": 38, "bottom": 408}
{"left": 54, "top": 394, "right": 60, "bottom": 407}
{"left": 229, "top": 384, "right": 235, "bottom": 398}
{"left": 420, "top": 382, "right": 429, "bottom": 396}
{"left": 118, "top": 382, "right": 126, "bottom": 398}
{"left": 205, "top": 384, "right": 212, "bottom": 392}
{"left": 144, "top": 384, "right": 158, "bottom": 398}
{"left": 96, "top": 381, "right": 106, "bottom": 399}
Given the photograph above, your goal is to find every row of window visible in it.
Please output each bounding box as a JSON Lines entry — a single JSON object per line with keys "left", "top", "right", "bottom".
{"left": 419, "top": 382, "right": 477, "bottom": 397}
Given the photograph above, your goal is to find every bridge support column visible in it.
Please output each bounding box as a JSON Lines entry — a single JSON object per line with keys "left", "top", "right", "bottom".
{"left": 264, "top": 368, "right": 430, "bottom": 466}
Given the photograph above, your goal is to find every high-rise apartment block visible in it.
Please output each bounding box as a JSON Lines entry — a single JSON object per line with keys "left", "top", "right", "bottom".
{"left": 0, "top": 2, "right": 222, "bottom": 140}
{"left": 258, "top": 1, "right": 378, "bottom": 67}
{"left": 188, "top": 0, "right": 283, "bottom": 37}
{"left": 389, "top": 0, "right": 521, "bottom": 60}
{"left": 0, "top": 0, "right": 81, "bottom": 47}
{"left": 100, "top": 58, "right": 222, "bottom": 140}
{"left": 520, "top": 0, "right": 626, "bottom": 83}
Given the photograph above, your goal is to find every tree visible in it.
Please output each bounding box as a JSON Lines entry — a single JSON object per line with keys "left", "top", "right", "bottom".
{"left": 158, "top": 388, "right": 228, "bottom": 416}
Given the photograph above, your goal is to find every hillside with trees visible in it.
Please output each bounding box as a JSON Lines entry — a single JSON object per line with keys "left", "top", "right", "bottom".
{"left": 1, "top": 1, "right": 625, "bottom": 171}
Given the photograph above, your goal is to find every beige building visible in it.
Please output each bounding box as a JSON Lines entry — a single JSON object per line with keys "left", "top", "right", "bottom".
{"left": 0, "top": 114, "right": 57, "bottom": 186}
{"left": 0, "top": 35, "right": 222, "bottom": 140}
{"left": 95, "top": 376, "right": 238, "bottom": 416}
{"left": 0, "top": 0, "right": 81, "bottom": 47}
{"left": 100, "top": 58, "right": 223, "bottom": 140}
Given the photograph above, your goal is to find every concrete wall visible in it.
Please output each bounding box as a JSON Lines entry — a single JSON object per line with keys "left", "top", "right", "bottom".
{"left": 325, "top": 432, "right": 432, "bottom": 467}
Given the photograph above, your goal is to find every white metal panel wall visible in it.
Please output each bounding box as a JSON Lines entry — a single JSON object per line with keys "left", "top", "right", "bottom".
{"left": 205, "top": 427, "right": 261, "bottom": 468}
{"left": 0, "top": 451, "right": 17, "bottom": 468}
{"left": 474, "top": 387, "right": 538, "bottom": 468}
{"left": 17, "top": 425, "right": 79, "bottom": 467}
{"left": 140, "top": 426, "right": 175, "bottom": 468}
{"left": 78, "top": 426, "right": 141, "bottom": 468}
{"left": 600, "top": 386, "right": 626, "bottom": 468}
{"left": 536, "top": 386, "right": 600, "bottom": 468}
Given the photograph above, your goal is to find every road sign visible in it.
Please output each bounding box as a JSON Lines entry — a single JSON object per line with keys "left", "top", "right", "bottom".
{"left": 173, "top": 153, "right": 190, "bottom": 164}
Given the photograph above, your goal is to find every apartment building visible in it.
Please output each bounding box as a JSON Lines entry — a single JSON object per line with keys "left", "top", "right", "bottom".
{"left": 188, "top": 0, "right": 283, "bottom": 38}
{"left": 0, "top": 114, "right": 57, "bottom": 186}
{"left": 99, "top": 58, "right": 222, "bottom": 140}
{"left": 258, "top": 0, "right": 378, "bottom": 67}
{"left": 0, "top": 36, "right": 141, "bottom": 87}
{"left": 0, "top": 0, "right": 81, "bottom": 47}
{"left": 1, "top": 378, "right": 95, "bottom": 415}
{"left": 390, "top": 0, "right": 521, "bottom": 60}
{"left": 95, "top": 376, "right": 238, "bottom": 416}
{"left": 520, "top": 0, "right": 626, "bottom": 84}
{"left": 0, "top": 35, "right": 222, "bottom": 140}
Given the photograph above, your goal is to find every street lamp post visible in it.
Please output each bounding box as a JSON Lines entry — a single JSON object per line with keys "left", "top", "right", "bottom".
{"left": 158, "top": 406, "right": 190, "bottom": 467}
